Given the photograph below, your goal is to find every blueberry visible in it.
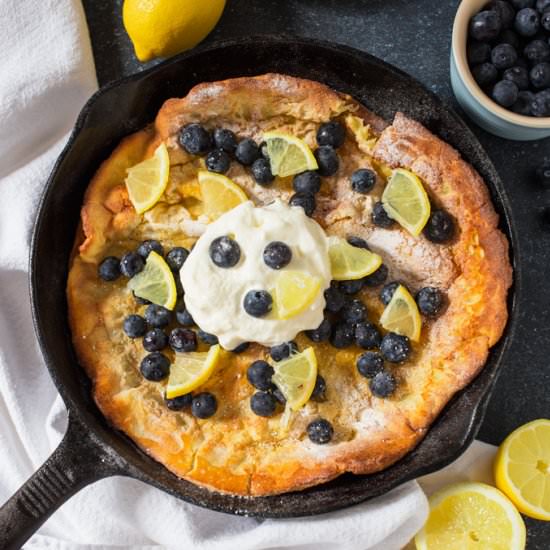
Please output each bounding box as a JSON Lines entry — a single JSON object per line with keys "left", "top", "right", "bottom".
{"left": 209, "top": 236, "right": 241, "bottom": 268}
{"left": 355, "top": 322, "right": 382, "bottom": 349}
{"left": 213, "top": 128, "right": 237, "bottom": 154}
{"left": 289, "top": 192, "right": 316, "bottom": 216}
{"left": 136, "top": 239, "right": 163, "bottom": 259}
{"left": 512, "top": 90, "right": 536, "bottom": 113}
{"left": 380, "top": 281, "right": 400, "bottom": 305}
{"left": 341, "top": 299, "right": 367, "bottom": 324}
{"left": 250, "top": 391, "right": 277, "bottom": 417}
{"left": 362, "top": 264, "right": 389, "bottom": 287}
{"left": 531, "top": 89, "right": 550, "bottom": 114}
{"left": 499, "top": 29, "right": 521, "bottom": 50}
{"left": 251, "top": 158, "right": 274, "bottom": 185}
{"left": 175, "top": 303, "right": 194, "bottom": 326}
{"left": 305, "top": 317, "right": 332, "bottom": 343}
{"left": 144, "top": 304, "right": 171, "bottom": 327}
{"left": 369, "top": 370, "right": 397, "bottom": 398}
{"left": 270, "top": 341, "right": 298, "bottom": 361}
{"left": 468, "top": 40, "right": 491, "bottom": 65}
{"left": 330, "top": 321, "right": 355, "bottom": 348}
{"left": 205, "top": 149, "right": 231, "bottom": 174}
{"left": 492, "top": 80, "right": 519, "bottom": 106}
{"left": 314, "top": 146, "right": 339, "bottom": 176}
{"left": 324, "top": 284, "right": 345, "bottom": 313}
{"left": 303, "top": 374, "right": 324, "bottom": 402}
{"left": 197, "top": 330, "right": 218, "bottom": 345}
{"left": 140, "top": 352, "right": 170, "bottom": 381}
{"left": 169, "top": 328, "right": 197, "bottom": 352}
{"left": 471, "top": 62, "right": 499, "bottom": 88}
{"left": 469, "top": 10, "right": 502, "bottom": 42}
{"left": 491, "top": 43, "right": 518, "bottom": 69}
{"left": 530, "top": 62, "right": 550, "bottom": 87}
{"left": 515, "top": 7, "right": 540, "bottom": 36}
{"left": 178, "top": 123, "right": 213, "bottom": 155}
{"left": 120, "top": 252, "right": 145, "bottom": 278}
{"left": 347, "top": 236, "right": 370, "bottom": 249}
{"left": 166, "top": 247, "right": 189, "bottom": 271}
{"left": 98, "top": 256, "right": 121, "bottom": 281}
{"left": 338, "top": 279, "right": 364, "bottom": 295}
{"left": 174, "top": 275, "right": 184, "bottom": 298}
{"left": 380, "top": 332, "right": 411, "bottom": 363}
{"left": 490, "top": 0, "right": 516, "bottom": 28}
{"left": 165, "top": 393, "right": 192, "bottom": 411}
{"left": 357, "top": 351, "right": 385, "bottom": 378}
{"left": 231, "top": 342, "right": 250, "bottom": 353}
{"left": 263, "top": 241, "right": 292, "bottom": 269}
{"left": 316, "top": 121, "right": 346, "bottom": 148}
{"left": 503, "top": 66, "right": 530, "bottom": 89}
{"left": 293, "top": 171, "right": 321, "bottom": 194}
{"left": 416, "top": 287, "right": 445, "bottom": 317}
{"left": 143, "top": 328, "right": 168, "bottom": 352}
{"left": 372, "top": 201, "right": 395, "bottom": 228}
{"left": 537, "top": 0, "right": 550, "bottom": 11}
{"left": 191, "top": 392, "right": 217, "bottom": 419}
{"left": 247, "top": 360, "right": 275, "bottom": 391}
{"left": 542, "top": 10, "right": 550, "bottom": 31}
{"left": 511, "top": 0, "right": 535, "bottom": 8}
{"left": 307, "top": 419, "right": 333, "bottom": 444}
{"left": 536, "top": 160, "right": 550, "bottom": 187}
{"left": 525, "top": 39, "right": 550, "bottom": 65}
{"left": 351, "top": 168, "right": 376, "bottom": 194}
{"left": 424, "top": 209, "right": 456, "bottom": 243}
{"left": 133, "top": 291, "right": 150, "bottom": 305}
{"left": 271, "top": 386, "right": 286, "bottom": 404}
{"left": 243, "top": 290, "right": 273, "bottom": 317}
{"left": 123, "top": 314, "right": 147, "bottom": 338}
{"left": 235, "top": 138, "right": 260, "bottom": 165}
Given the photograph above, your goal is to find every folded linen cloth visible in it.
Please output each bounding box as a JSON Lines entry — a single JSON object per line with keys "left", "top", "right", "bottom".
{"left": 0, "top": 1, "right": 494, "bottom": 549}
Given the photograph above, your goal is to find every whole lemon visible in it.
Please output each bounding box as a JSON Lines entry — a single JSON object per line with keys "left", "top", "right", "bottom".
{"left": 123, "top": 0, "right": 226, "bottom": 62}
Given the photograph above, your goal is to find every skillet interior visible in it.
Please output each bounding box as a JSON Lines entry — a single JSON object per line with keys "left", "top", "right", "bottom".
{"left": 30, "top": 36, "right": 518, "bottom": 517}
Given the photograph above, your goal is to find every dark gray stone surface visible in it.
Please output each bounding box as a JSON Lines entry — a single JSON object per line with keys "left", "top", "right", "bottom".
{"left": 82, "top": 0, "right": 550, "bottom": 546}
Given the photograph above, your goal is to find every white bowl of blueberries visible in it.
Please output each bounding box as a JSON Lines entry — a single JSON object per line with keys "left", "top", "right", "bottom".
{"left": 451, "top": 0, "right": 550, "bottom": 140}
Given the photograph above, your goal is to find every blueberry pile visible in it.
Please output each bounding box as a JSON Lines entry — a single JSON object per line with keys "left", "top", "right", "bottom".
{"left": 467, "top": 0, "right": 550, "bottom": 116}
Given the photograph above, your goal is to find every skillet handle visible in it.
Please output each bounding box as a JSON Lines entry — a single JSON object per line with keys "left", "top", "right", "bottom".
{"left": 0, "top": 413, "right": 121, "bottom": 549}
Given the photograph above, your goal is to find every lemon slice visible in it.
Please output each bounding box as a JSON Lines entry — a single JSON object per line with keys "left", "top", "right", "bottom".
{"left": 127, "top": 251, "right": 177, "bottom": 310}
{"left": 328, "top": 236, "right": 382, "bottom": 281}
{"left": 125, "top": 143, "right": 170, "bottom": 214}
{"left": 198, "top": 170, "right": 247, "bottom": 220}
{"left": 166, "top": 344, "right": 221, "bottom": 398}
{"left": 272, "top": 347, "right": 317, "bottom": 411}
{"left": 381, "top": 168, "right": 431, "bottom": 236}
{"left": 263, "top": 132, "right": 318, "bottom": 177}
{"left": 379, "top": 284, "right": 421, "bottom": 342}
{"left": 415, "top": 482, "right": 526, "bottom": 550}
{"left": 494, "top": 418, "right": 550, "bottom": 521}
{"left": 273, "top": 271, "right": 321, "bottom": 320}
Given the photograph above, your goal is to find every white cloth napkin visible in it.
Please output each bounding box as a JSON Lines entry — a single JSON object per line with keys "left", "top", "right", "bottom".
{"left": 0, "top": 2, "right": 495, "bottom": 549}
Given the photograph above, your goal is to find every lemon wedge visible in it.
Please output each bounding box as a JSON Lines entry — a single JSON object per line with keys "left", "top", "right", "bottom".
{"left": 166, "top": 344, "right": 221, "bottom": 398}
{"left": 127, "top": 251, "right": 177, "bottom": 310}
{"left": 263, "top": 132, "right": 318, "bottom": 177}
{"left": 125, "top": 143, "right": 170, "bottom": 214}
{"left": 328, "top": 236, "right": 382, "bottom": 281}
{"left": 415, "top": 482, "right": 526, "bottom": 550}
{"left": 382, "top": 168, "right": 431, "bottom": 236}
{"left": 379, "top": 284, "right": 422, "bottom": 341}
{"left": 273, "top": 271, "right": 321, "bottom": 320}
{"left": 198, "top": 170, "right": 247, "bottom": 220}
{"left": 272, "top": 347, "right": 317, "bottom": 411}
{"left": 494, "top": 418, "right": 550, "bottom": 521}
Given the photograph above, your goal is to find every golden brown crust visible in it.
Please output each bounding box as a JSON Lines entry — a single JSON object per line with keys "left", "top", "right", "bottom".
{"left": 67, "top": 74, "right": 511, "bottom": 496}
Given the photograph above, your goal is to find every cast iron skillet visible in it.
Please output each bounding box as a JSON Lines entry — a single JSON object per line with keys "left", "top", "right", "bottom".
{"left": 0, "top": 36, "right": 518, "bottom": 549}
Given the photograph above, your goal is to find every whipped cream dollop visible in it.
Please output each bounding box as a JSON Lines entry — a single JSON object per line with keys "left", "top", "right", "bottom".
{"left": 180, "top": 200, "right": 331, "bottom": 350}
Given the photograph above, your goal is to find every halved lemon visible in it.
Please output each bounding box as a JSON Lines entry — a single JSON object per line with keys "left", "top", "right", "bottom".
{"left": 494, "top": 418, "right": 550, "bottom": 521}
{"left": 379, "top": 284, "right": 422, "bottom": 341}
{"left": 198, "top": 170, "right": 247, "bottom": 220}
{"left": 125, "top": 143, "right": 170, "bottom": 214}
{"left": 166, "top": 344, "right": 221, "bottom": 398}
{"left": 415, "top": 482, "right": 526, "bottom": 550}
{"left": 127, "top": 251, "right": 177, "bottom": 310}
{"left": 273, "top": 271, "right": 321, "bottom": 320}
{"left": 328, "top": 236, "right": 382, "bottom": 281}
{"left": 263, "top": 132, "right": 318, "bottom": 177}
{"left": 272, "top": 347, "right": 317, "bottom": 411}
{"left": 382, "top": 168, "right": 431, "bottom": 236}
